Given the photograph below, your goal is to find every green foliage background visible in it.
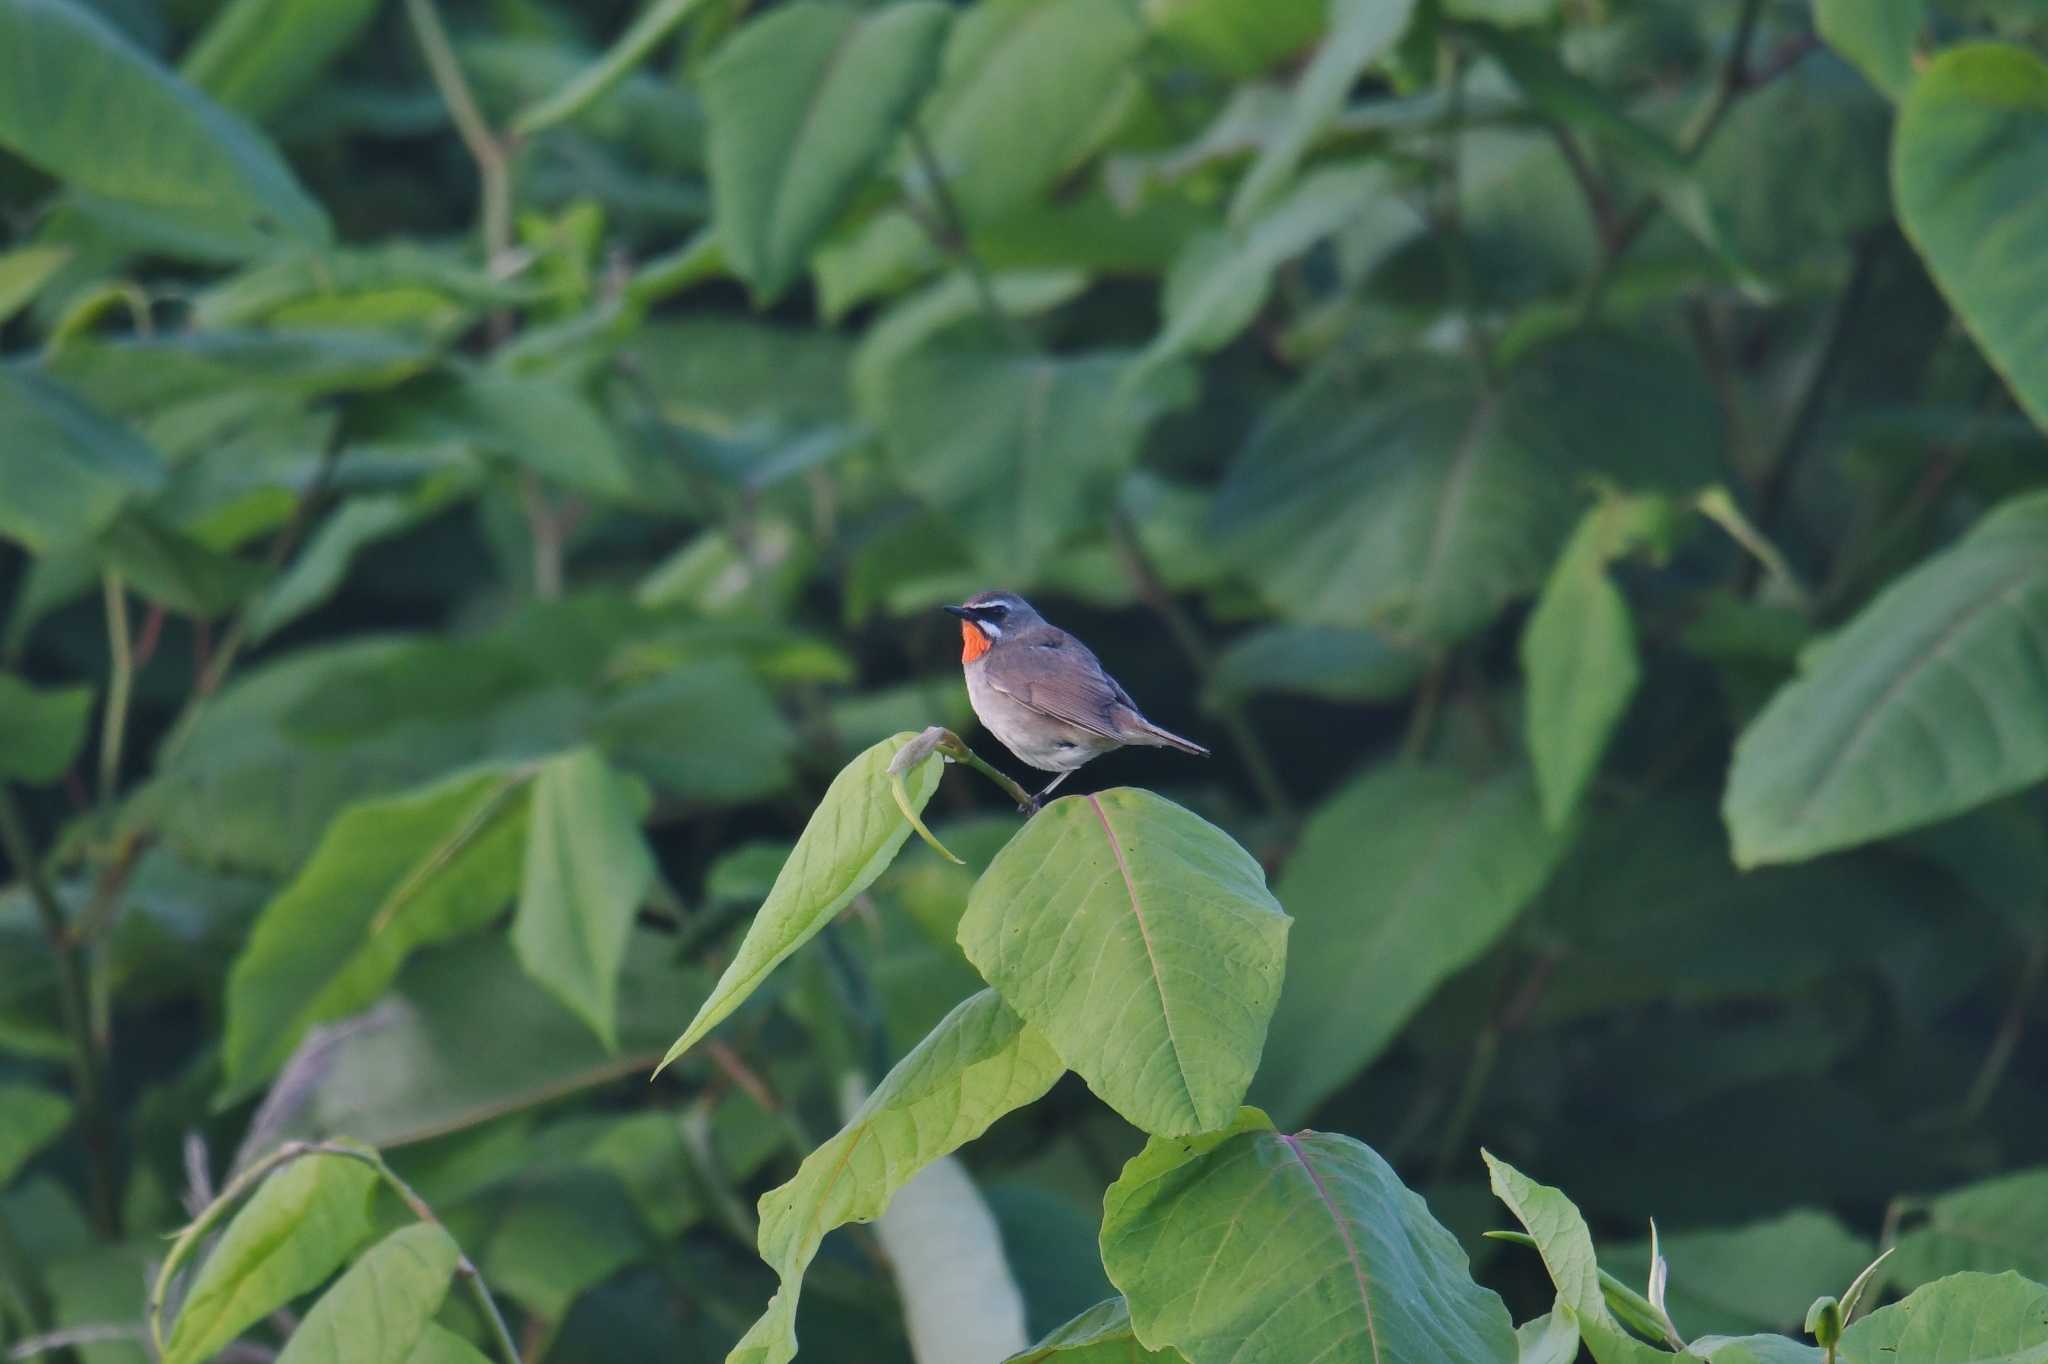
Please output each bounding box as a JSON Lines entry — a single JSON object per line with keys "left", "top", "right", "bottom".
{"left": 3, "top": 0, "right": 2048, "bottom": 1359}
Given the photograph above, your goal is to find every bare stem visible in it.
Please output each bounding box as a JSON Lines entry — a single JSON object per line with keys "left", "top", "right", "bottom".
{"left": 98, "top": 574, "right": 132, "bottom": 811}
{"left": 404, "top": 0, "right": 515, "bottom": 268}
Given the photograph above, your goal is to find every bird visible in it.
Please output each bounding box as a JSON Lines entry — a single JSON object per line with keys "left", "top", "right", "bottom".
{"left": 944, "top": 590, "right": 1208, "bottom": 811}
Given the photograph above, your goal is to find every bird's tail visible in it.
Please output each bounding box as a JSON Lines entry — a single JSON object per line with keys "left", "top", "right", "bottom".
{"left": 1133, "top": 719, "right": 1209, "bottom": 757}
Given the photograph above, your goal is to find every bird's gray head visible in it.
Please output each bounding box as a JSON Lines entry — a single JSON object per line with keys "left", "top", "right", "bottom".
{"left": 943, "top": 591, "right": 1041, "bottom": 654}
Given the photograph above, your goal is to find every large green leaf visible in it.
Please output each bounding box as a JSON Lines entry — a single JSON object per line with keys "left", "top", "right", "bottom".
{"left": 220, "top": 763, "right": 534, "bottom": 1098}
{"left": 0, "top": 674, "right": 95, "bottom": 784}
{"left": 958, "top": 789, "right": 1290, "bottom": 1138}
{"left": 1894, "top": 44, "right": 2048, "bottom": 435}
{"left": 0, "top": 1084, "right": 70, "bottom": 1187}
{"left": 704, "top": 1, "right": 951, "bottom": 302}
{"left": 163, "top": 1155, "right": 380, "bottom": 1364}
{"left": 1229, "top": 0, "right": 1418, "bottom": 226}
{"left": 0, "top": 0, "right": 328, "bottom": 249}
{"left": 1252, "top": 763, "right": 1566, "bottom": 1124}
{"left": 512, "top": 748, "right": 657, "bottom": 1050}
{"left": 275, "top": 1223, "right": 460, "bottom": 1364}
{"left": 1838, "top": 1271, "right": 2048, "bottom": 1363}
{"left": 1483, "top": 1154, "right": 1667, "bottom": 1364}
{"left": 180, "top": 0, "right": 383, "bottom": 121}
{"left": 1817, "top": 0, "right": 1928, "bottom": 99}
{"left": 656, "top": 733, "right": 942, "bottom": 1073}
{"left": 727, "top": 989, "right": 1064, "bottom": 1364}
{"left": 0, "top": 367, "right": 165, "bottom": 552}
{"left": 1007, "top": 1298, "right": 1184, "bottom": 1362}
{"left": 1890, "top": 1169, "right": 2048, "bottom": 1290}
{"left": 1102, "top": 1113, "right": 1518, "bottom": 1364}
{"left": 879, "top": 337, "right": 1189, "bottom": 582}
{"left": 1724, "top": 492, "right": 2048, "bottom": 866}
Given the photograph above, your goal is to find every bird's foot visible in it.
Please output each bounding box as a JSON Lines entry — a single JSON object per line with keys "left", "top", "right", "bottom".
{"left": 1017, "top": 796, "right": 1042, "bottom": 817}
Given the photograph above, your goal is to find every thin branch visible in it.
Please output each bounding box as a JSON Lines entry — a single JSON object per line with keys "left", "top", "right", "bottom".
{"left": 403, "top": 0, "right": 516, "bottom": 269}
{"left": 1961, "top": 936, "right": 2048, "bottom": 1123}
{"left": 98, "top": 574, "right": 132, "bottom": 810}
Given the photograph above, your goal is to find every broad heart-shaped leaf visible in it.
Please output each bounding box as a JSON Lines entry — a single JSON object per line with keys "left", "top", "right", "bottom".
{"left": 221, "top": 763, "right": 535, "bottom": 1101}
{"left": 1229, "top": 0, "right": 1418, "bottom": 226}
{"left": 1522, "top": 504, "right": 1645, "bottom": 830}
{"left": 727, "top": 989, "right": 1064, "bottom": 1364}
{"left": 1895, "top": 44, "right": 2048, "bottom": 436}
{"left": 1817, "top": 0, "right": 1928, "bottom": 99}
{"left": 512, "top": 748, "right": 657, "bottom": 1050}
{"left": 1251, "top": 763, "right": 1566, "bottom": 1124}
{"left": 1102, "top": 1117, "right": 1518, "bottom": 1364}
{"left": 0, "top": 1083, "right": 70, "bottom": 1187}
{"left": 1008, "top": 1298, "right": 1184, "bottom": 1362}
{"left": 0, "top": 674, "right": 94, "bottom": 784}
{"left": 1212, "top": 338, "right": 1717, "bottom": 645}
{"left": 1839, "top": 1271, "right": 2048, "bottom": 1363}
{"left": 163, "top": 1154, "right": 379, "bottom": 1364}
{"left": 0, "top": 367, "right": 165, "bottom": 552}
{"left": 879, "top": 337, "right": 1190, "bottom": 582}
{"left": 704, "top": 1, "right": 951, "bottom": 302}
{"left": 179, "top": 0, "right": 383, "bottom": 121}
{"left": 1724, "top": 492, "right": 2048, "bottom": 867}
{"left": 0, "top": 0, "right": 328, "bottom": 250}
{"left": 958, "top": 789, "right": 1290, "bottom": 1137}
{"left": 1889, "top": 1169, "right": 2048, "bottom": 1290}
{"left": 658, "top": 733, "right": 942, "bottom": 1073}
{"left": 275, "top": 1223, "right": 460, "bottom": 1364}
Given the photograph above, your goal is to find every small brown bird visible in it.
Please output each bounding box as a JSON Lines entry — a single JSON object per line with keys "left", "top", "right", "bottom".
{"left": 945, "top": 591, "right": 1208, "bottom": 810}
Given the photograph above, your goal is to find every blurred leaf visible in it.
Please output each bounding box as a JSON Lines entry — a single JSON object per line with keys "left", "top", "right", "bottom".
{"left": 1254, "top": 763, "right": 1566, "bottom": 1123}
{"left": 1008, "top": 1297, "right": 1184, "bottom": 1362}
{"left": 46, "top": 331, "right": 434, "bottom": 413}
{"left": 1894, "top": 43, "right": 2048, "bottom": 436}
{"left": 0, "top": 367, "right": 165, "bottom": 552}
{"left": 1230, "top": 0, "right": 1418, "bottom": 227}
{"left": 851, "top": 267, "right": 1086, "bottom": 426}
{"left": 1143, "top": 0, "right": 1323, "bottom": 77}
{"left": 1204, "top": 623, "right": 1427, "bottom": 708}
{"left": 0, "top": 1084, "right": 70, "bottom": 1187}
{"left": 476, "top": 1166, "right": 648, "bottom": 1321}
{"left": 704, "top": 1, "right": 951, "bottom": 302}
{"left": 511, "top": 0, "right": 715, "bottom": 137}
{"left": 1838, "top": 1271, "right": 2048, "bottom": 1363}
{"left": 179, "top": 0, "right": 382, "bottom": 121}
{"left": 1605, "top": 1212, "right": 1873, "bottom": 1339}
{"left": 879, "top": 335, "right": 1191, "bottom": 582}
{"left": 275, "top": 1223, "right": 459, "bottom": 1364}
{"left": 657, "top": 732, "right": 943, "bottom": 1072}
{"left": 99, "top": 508, "right": 265, "bottom": 617}
{"left": 873, "top": 1153, "right": 1030, "bottom": 1364}
{"left": 1816, "top": 0, "right": 1927, "bottom": 99}
{"left": 590, "top": 659, "right": 797, "bottom": 803}
{"left": 0, "top": 674, "right": 94, "bottom": 784}
{"left": 1103, "top": 1117, "right": 1518, "bottom": 1364}
{"left": 453, "top": 370, "right": 639, "bottom": 500}
{"left": 1725, "top": 492, "right": 2048, "bottom": 866}
{"left": 248, "top": 484, "right": 467, "bottom": 642}
{"left": 959, "top": 789, "right": 1290, "bottom": 1137}
{"left": 727, "top": 989, "right": 1064, "bottom": 1364}
{"left": 163, "top": 1155, "right": 380, "bottom": 1364}
{"left": 1889, "top": 1169, "right": 2048, "bottom": 1290}
{"left": 1446, "top": 0, "right": 1554, "bottom": 21}
{"left": 0, "top": 0, "right": 328, "bottom": 249}
{"left": 221, "top": 763, "right": 534, "bottom": 1098}
{"left": 0, "top": 243, "right": 72, "bottom": 325}
{"left": 405, "top": 1326, "right": 494, "bottom": 1364}
{"left": 513, "top": 748, "right": 658, "bottom": 1050}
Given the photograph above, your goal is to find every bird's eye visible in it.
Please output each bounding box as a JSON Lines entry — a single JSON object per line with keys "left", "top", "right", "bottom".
{"left": 986, "top": 604, "right": 1010, "bottom": 617}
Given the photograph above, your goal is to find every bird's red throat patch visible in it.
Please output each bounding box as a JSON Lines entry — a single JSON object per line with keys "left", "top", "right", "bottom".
{"left": 960, "top": 620, "right": 992, "bottom": 663}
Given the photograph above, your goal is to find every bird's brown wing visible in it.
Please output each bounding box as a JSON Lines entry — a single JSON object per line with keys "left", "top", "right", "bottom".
{"left": 981, "top": 631, "right": 1134, "bottom": 743}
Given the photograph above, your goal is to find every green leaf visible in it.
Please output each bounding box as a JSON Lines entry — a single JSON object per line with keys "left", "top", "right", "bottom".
{"left": 180, "top": 0, "right": 383, "bottom": 121}
{"left": 590, "top": 660, "right": 798, "bottom": 805}
{"left": 0, "top": 244, "right": 72, "bottom": 326}
{"left": 248, "top": 487, "right": 465, "bottom": 642}
{"left": 1102, "top": 1122, "right": 1518, "bottom": 1364}
{"left": 1605, "top": 1211, "right": 1874, "bottom": 1338}
{"left": 704, "top": 2, "right": 951, "bottom": 302}
{"left": 0, "top": 368, "right": 165, "bottom": 552}
{"left": 0, "top": 675, "right": 95, "bottom": 785}
{"left": 657, "top": 732, "right": 942, "bottom": 1073}
{"left": 275, "top": 1223, "right": 461, "bottom": 1364}
{"left": 1838, "top": 1271, "right": 2048, "bottom": 1363}
{"left": 1008, "top": 1298, "right": 1185, "bottom": 1362}
{"left": 98, "top": 509, "right": 266, "bottom": 617}
{"left": 221, "top": 764, "right": 534, "bottom": 1099}
{"left": 1890, "top": 1169, "right": 2048, "bottom": 1290}
{"left": 163, "top": 1155, "right": 380, "bottom": 1364}
{"left": 1894, "top": 43, "right": 2048, "bottom": 436}
{"left": 1253, "top": 763, "right": 1566, "bottom": 1123}
{"left": 1816, "top": 0, "right": 1928, "bottom": 99}
{"left": 1446, "top": 0, "right": 1555, "bottom": 21}
{"left": 1724, "top": 492, "right": 2048, "bottom": 866}
{"left": 0, "top": 1084, "right": 71, "bottom": 1187}
{"left": 958, "top": 789, "right": 1290, "bottom": 1138}
{"left": 728, "top": 989, "right": 1065, "bottom": 1364}
{"left": 851, "top": 268, "right": 1086, "bottom": 427}
{"left": 512, "top": 748, "right": 657, "bottom": 1050}
{"left": 1143, "top": 0, "right": 1325, "bottom": 77}
{"left": 0, "top": 0, "right": 328, "bottom": 249}
{"left": 453, "top": 371, "right": 639, "bottom": 500}
{"left": 1516, "top": 1308, "right": 1581, "bottom": 1364}
{"left": 879, "top": 337, "right": 1190, "bottom": 582}
{"left": 511, "top": 0, "right": 716, "bottom": 137}
{"left": 1522, "top": 505, "right": 1644, "bottom": 830}
{"left": 1229, "top": 0, "right": 1418, "bottom": 227}
{"left": 405, "top": 1325, "right": 495, "bottom": 1364}
{"left": 1204, "top": 623, "right": 1428, "bottom": 708}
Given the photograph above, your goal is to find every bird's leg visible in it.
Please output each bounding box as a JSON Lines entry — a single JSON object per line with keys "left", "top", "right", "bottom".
{"left": 1021, "top": 770, "right": 1074, "bottom": 816}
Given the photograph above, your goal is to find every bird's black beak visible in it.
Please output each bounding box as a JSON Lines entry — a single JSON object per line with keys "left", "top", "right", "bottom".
{"left": 943, "top": 604, "right": 977, "bottom": 622}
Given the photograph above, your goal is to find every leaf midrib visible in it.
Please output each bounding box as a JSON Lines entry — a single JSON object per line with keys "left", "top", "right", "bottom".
{"left": 1088, "top": 793, "right": 1197, "bottom": 1122}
